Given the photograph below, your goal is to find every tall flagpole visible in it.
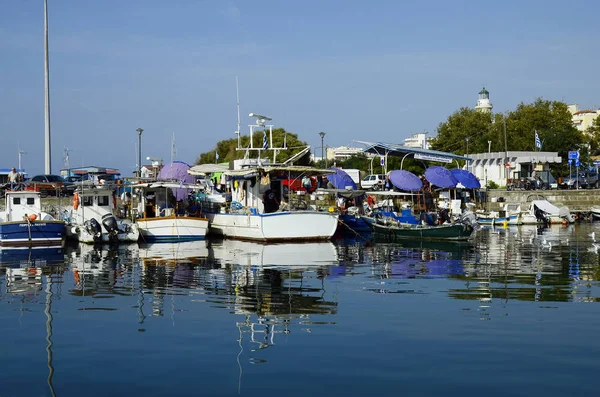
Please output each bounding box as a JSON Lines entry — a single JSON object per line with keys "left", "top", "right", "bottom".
{"left": 44, "top": 0, "right": 52, "bottom": 174}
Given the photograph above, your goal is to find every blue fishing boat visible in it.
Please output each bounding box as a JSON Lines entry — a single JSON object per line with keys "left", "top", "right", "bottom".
{"left": 0, "top": 191, "right": 64, "bottom": 247}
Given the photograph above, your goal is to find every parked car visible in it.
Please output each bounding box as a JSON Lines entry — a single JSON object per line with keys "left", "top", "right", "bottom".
{"left": 360, "top": 174, "right": 385, "bottom": 190}
{"left": 28, "top": 174, "right": 75, "bottom": 197}
{"left": 559, "top": 172, "right": 598, "bottom": 189}
{"left": 66, "top": 175, "right": 84, "bottom": 183}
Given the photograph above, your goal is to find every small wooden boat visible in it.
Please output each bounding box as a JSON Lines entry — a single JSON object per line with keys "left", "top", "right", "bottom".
{"left": 372, "top": 221, "right": 474, "bottom": 241}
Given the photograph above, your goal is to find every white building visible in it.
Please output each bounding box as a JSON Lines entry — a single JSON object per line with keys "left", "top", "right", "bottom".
{"left": 469, "top": 151, "right": 561, "bottom": 187}
{"left": 568, "top": 104, "right": 600, "bottom": 134}
{"left": 475, "top": 87, "right": 493, "bottom": 113}
{"left": 326, "top": 146, "right": 364, "bottom": 161}
{"left": 403, "top": 133, "right": 430, "bottom": 149}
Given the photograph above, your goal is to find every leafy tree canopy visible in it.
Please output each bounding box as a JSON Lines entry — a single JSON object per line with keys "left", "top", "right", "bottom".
{"left": 195, "top": 128, "right": 312, "bottom": 166}
{"left": 430, "top": 98, "right": 585, "bottom": 175}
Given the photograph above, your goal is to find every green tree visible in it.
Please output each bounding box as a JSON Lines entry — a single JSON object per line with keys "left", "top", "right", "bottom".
{"left": 430, "top": 107, "right": 497, "bottom": 156}
{"left": 195, "top": 128, "right": 312, "bottom": 165}
{"left": 588, "top": 115, "right": 600, "bottom": 156}
{"left": 431, "top": 99, "right": 584, "bottom": 175}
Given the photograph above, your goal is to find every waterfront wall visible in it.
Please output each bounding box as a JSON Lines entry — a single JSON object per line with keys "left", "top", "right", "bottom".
{"left": 485, "top": 189, "right": 600, "bottom": 212}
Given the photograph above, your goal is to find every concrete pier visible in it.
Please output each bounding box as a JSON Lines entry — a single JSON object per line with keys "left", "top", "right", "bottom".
{"left": 485, "top": 189, "right": 600, "bottom": 212}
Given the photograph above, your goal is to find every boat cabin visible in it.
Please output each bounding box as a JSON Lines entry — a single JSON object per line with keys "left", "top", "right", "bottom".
{"left": 135, "top": 182, "right": 207, "bottom": 219}
{"left": 1, "top": 191, "right": 48, "bottom": 222}
{"left": 72, "top": 187, "right": 117, "bottom": 225}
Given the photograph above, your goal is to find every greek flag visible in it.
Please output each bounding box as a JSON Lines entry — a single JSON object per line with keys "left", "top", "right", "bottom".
{"left": 535, "top": 131, "right": 542, "bottom": 149}
{"left": 262, "top": 131, "right": 268, "bottom": 150}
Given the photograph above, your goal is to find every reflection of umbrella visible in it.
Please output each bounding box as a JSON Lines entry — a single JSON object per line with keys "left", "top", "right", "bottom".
{"left": 425, "top": 166, "right": 458, "bottom": 188}
{"left": 157, "top": 161, "right": 195, "bottom": 201}
{"left": 450, "top": 169, "right": 481, "bottom": 189}
{"left": 328, "top": 168, "right": 357, "bottom": 190}
{"left": 389, "top": 170, "right": 422, "bottom": 191}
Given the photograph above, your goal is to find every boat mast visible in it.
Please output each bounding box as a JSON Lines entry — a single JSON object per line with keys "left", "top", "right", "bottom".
{"left": 44, "top": 0, "right": 52, "bottom": 174}
{"left": 235, "top": 76, "right": 241, "bottom": 149}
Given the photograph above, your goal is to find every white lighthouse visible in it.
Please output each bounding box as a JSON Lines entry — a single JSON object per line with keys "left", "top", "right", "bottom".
{"left": 475, "top": 87, "right": 493, "bottom": 113}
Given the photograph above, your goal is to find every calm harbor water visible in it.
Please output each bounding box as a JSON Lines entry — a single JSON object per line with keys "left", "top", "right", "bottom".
{"left": 1, "top": 224, "right": 600, "bottom": 397}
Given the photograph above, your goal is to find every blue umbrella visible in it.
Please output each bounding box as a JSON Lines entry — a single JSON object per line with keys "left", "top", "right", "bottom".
{"left": 389, "top": 170, "right": 423, "bottom": 191}
{"left": 328, "top": 168, "right": 357, "bottom": 190}
{"left": 450, "top": 169, "right": 481, "bottom": 189}
{"left": 424, "top": 166, "right": 458, "bottom": 188}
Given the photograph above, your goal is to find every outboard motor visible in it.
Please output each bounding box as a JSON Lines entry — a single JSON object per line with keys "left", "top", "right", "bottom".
{"left": 84, "top": 218, "right": 103, "bottom": 242}
{"left": 102, "top": 213, "right": 120, "bottom": 242}
{"left": 459, "top": 210, "right": 481, "bottom": 231}
{"left": 533, "top": 205, "right": 551, "bottom": 226}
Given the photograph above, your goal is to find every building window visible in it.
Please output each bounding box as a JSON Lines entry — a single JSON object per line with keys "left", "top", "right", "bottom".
{"left": 27, "top": 198, "right": 35, "bottom": 205}
{"left": 13, "top": 198, "right": 21, "bottom": 205}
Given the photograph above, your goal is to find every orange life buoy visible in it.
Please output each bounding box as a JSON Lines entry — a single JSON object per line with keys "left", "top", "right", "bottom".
{"left": 28, "top": 214, "right": 37, "bottom": 221}
{"left": 73, "top": 193, "right": 79, "bottom": 210}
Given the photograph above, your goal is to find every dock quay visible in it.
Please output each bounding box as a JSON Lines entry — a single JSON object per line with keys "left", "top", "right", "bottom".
{"left": 485, "top": 189, "right": 600, "bottom": 213}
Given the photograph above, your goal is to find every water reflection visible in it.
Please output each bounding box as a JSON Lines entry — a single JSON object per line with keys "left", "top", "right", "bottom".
{"left": 2, "top": 225, "right": 600, "bottom": 395}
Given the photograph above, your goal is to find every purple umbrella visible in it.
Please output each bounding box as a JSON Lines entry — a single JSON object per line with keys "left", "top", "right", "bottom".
{"left": 389, "top": 170, "right": 423, "bottom": 191}
{"left": 450, "top": 169, "right": 481, "bottom": 189}
{"left": 157, "top": 161, "right": 195, "bottom": 201}
{"left": 328, "top": 168, "right": 357, "bottom": 190}
{"left": 424, "top": 166, "right": 458, "bottom": 188}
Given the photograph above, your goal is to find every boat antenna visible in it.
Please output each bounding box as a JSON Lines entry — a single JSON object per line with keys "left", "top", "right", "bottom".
{"left": 171, "top": 132, "right": 176, "bottom": 163}
{"left": 234, "top": 76, "right": 241, "bottom": 149}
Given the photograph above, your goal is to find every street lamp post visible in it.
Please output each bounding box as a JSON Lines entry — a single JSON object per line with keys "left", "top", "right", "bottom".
{"left": 488, "top": 140, "right": 492, "bottom": 153}
{"left": 319, "top": 132, "right": 326, "bottom": 167}
{"left": 137, "top": 128, "right": 144, "bottom": 177}
{"left": 466, "top": 137, "right": 470, "bottom": 171}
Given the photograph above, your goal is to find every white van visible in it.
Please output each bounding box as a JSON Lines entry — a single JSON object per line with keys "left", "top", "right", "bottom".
{"left": 361, "top": 174, "right": 385, "bottom": 190}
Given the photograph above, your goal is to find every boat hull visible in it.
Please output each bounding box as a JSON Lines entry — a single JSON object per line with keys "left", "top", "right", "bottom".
{"left": 476, "top": 214, "right": 521, "bottom": 226}
{"left": 137, "top": 216, "right": 209, "bottom": 242}
{"left": 206, "top": 211, "right": 339, "bottom": 242}
{"left": 66, "top": 223, "right": 140, "bottom": 244}
{"left": 372, "top": 222, "right": 473, "bottom": 241}
{"left": 0, "top": 220, "right": 65, "bottom": 247}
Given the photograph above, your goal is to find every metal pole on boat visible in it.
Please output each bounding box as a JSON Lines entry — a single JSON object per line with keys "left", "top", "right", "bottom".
{"left": 137, "top": 128, "right": 144, "bottom": 177}
{"left": 44, "top": 0, "right": 52, "bottom": 174}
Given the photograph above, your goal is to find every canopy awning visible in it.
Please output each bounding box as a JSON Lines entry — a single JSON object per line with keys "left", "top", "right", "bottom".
{"left": 225, "top": 165, "right": 334, "bottom": 177}
{"left": 188, "top": 164, "right": 230, "bottom": 175}
{"left": 358, "top": 141, "right": 470, "bottom": 162}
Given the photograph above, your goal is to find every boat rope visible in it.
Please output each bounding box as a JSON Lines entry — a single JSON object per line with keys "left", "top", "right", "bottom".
{"left": 337, "top": 217, "right": 369, "bottom": 241}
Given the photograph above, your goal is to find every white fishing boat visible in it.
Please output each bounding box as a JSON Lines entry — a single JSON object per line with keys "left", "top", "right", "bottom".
{"left": 520, "top": 199, "right": 575, "bottom": 225}
{"left": 189, "top": 113, "right": 338, "bottom": 242}
{"left": 0, "top": 191, "right": 64, "bottom": 247}
{"left": 135, "top": 181, "right": 209, "bottom": 242}
{"left": 195, "top": 165, "right": 338, "bottom": 241}
{"left": 63, "top": 186, "right": 139, "bottom": 244}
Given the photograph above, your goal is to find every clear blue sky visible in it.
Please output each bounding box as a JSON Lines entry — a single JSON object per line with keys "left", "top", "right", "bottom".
{"left": 1, "top": 0, "right": 599, "bottom": 175}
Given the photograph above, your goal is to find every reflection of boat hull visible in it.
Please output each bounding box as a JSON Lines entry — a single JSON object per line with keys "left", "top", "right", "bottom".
{"left": 0, "top": 246, "right": 64, "bottom": 265}
{"left": 137, "top": 216, "right": 209, "bottom": 242}
{"left": 372, "top": 222, "right": 473, "bottom": 241}
{"left": 210, "top": 239, "right": 338, "bottom": 268}
{"left": 138, "top": 241, "right": 209, "bottom": 265}
{"left": 0, "top": 220, "right": 65, "bottom": 247}
{"left": 206, "top": 211, "right": 338, "bottom": 242}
